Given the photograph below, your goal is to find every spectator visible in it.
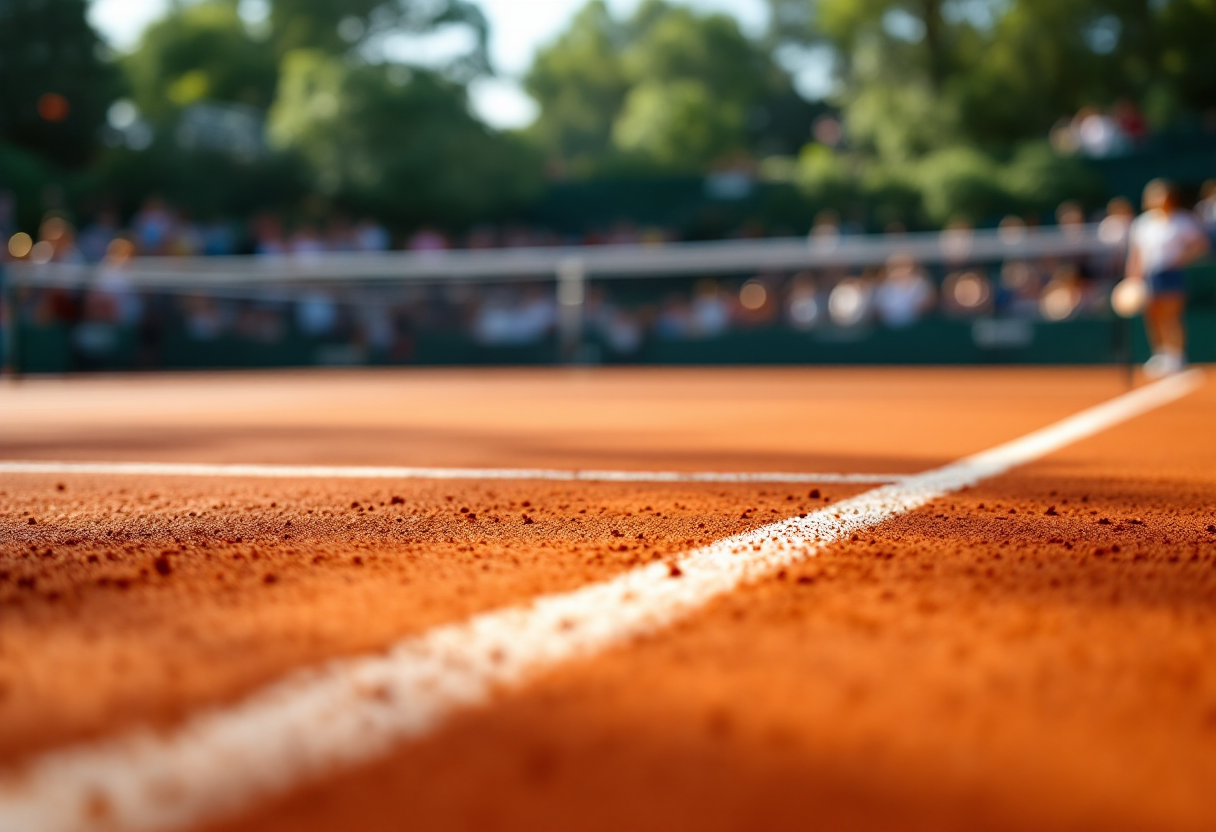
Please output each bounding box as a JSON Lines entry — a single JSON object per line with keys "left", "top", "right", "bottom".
{"left": 996, "top": 261, "right": 1040, "bottom": 317}
{"left": 1055, "top": 201, "right": 1087, "bottom": 239}
{"left": 1111, "top": 99, "right": 1148, "bottom": 143}
{"left": 601, "top": 308, "right": 644, "bottom": 356}
{"left": 735, "top": 278, "right": 778, "bottom": 327}
{"left": 1098, "top": 197, "right": 1137, "bottom": 283}
{"left": 1039, "top": 267, "right": 1083, "bottom": 321}
{"left": 77, "top": 209, "right": 120, "bottom": 262}
{"left": 784, "top": 274, "right": 821, "bottom": 331}
{"left": 1073, "top": 106, "right": 1128, "bottom": 158}
{"left": 827, "top": 276, "right": 873, "bottom": 327}
{"left": 997, "top": 215, "right": 1028, "bottom": 245}
{"left": 132, "top": 197, "right": 176, "bottom": 255}
{"left": 166, "top": 211, "right": 204, "bottom": 257}
{"left": 1098, "top": 198, "right": 1136, "bottom": 247}
{"left": 655, "top": 294, "right": 691, "bottom": 340}
{"left": 296, "top": 291, "right": 339, "bottom": 337}
{"left": 809, "top": 210, "right": 841, "bottom": 248}
{"left": 36, "top": 215, "right": 83, "bottom": 264}
{"left": 408, "top": 227, "right": 449, "bottom": 253}
{"left": 252, "top": 214, "right": 287, "bottom": 257}
{"left": 874, "top": 254, "right": 935, "bottom": 328}
{"left": 94, "top": 238, "right": 142, "bottom": 326}
{"left": 689, "top": 279, "right": 730, "bottom": 337}
{"left": 355, "top": 219, "right": 391, "bottom": 252}
{"left": 943, "top": 270, "right": 994, "bottom": 317}
{"left": 290, "top": 226, "right": 326, "bottom": 258}
{"left": 324, "top": 217, "right": 356, "bottom": 253}
{"left": 201, "top": 219, "right": 238, "bottom": 256}
{"left": 941, "top": 217, "right": 975, "bottom": 265}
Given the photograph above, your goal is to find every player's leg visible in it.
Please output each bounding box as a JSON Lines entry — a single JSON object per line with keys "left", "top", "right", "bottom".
{"left": 1142, "top": 267, "right": 1188, "bottom": 377}
{"left": 1143, "top": 297, "right": 1163, "bottom": 352}
{"left": 1154, "top": 294, "right": 1185, "bottom": 353}
{"left": 1143, "top": 293, "right": 1186, "bottom": 377}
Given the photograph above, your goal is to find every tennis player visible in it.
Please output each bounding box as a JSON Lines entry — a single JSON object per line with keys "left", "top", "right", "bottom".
{"left": 1125, "top": 179, "right": 1209, "bottom": 377}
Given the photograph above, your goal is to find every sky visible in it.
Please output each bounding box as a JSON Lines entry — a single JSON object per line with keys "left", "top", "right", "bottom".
{"left": 87, "top": 0, "right": 774, "bottom": 129}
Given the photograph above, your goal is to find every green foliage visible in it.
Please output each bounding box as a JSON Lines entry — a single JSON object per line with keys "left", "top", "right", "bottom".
{"left": 843, "top": 75, "right": 963, "bottom": 163}
{"left": 1001, "top": 141, "right": 1102, "bottom": 214}
{"left": 122, "top": 0, "right": 492, "bottom": 122}
{"left": 613, "top": 79, "right": 744, "bottom": 170}
{"left": 0, "top": 141, "right": 58, "bottom": 228}
{"left": 124, "top": 1, "right": 280, "bottom": 119}
{"left": 4, "top": 0, "right": 1212, "bottom": 234}
{"left": 88, "top": 138, "right": 310, "bottom": 221}
{"left": 1153, "top": 0, "right": 1216, "bottom": 117}
{"left": 794, "top": 143, "right": 853, "bottom": 203}
{"left": 269, "top": 0, "right": 489, "bottom": 74}
{"left": 0, "top": 0, "right": 119, "bottom": 168}
{"left": 520, "top": 2, "right": 627, "bottom": 173}
{"left": 760, "top": 0, "right": 1212, "bottom": 224}
{"left": 914, "top": 146, "right": 1008, "bottom": 223}
{"left": 770, "top": 0, "right": 1216, "bottom": 149}
{"left": 269, "top": 51, "right": 539, "bottom": 225}
{"left": 789, "top": 139, "right": 1101, "bottom": 226}
{"left": 526, "top": 0, "right": 811, "bottom": 175}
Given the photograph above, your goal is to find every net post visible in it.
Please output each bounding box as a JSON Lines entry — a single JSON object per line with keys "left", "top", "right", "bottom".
{"left": 556, "top": 257, "right": 585, "bottom": 363}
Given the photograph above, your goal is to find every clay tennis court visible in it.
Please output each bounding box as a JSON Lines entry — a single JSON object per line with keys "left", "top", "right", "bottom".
{"left": 1, "top": 366, "right": 1214, "bottom": 832}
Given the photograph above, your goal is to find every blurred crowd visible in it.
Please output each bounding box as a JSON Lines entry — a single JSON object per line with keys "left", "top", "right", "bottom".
{"left": 7, "top": 175, "right": 1216, "bottom": 266}
{"left": 0, "top": 195, "right": 689, "bottom": 266}
{"left": 1050, "top": 100, "right": 1149, "bottom": 158}
{"left": 5, "top": 188, "right": 1216, "bottom": 372}
{"left": 582, "top": 203, "right": 1132, "bottom": 358}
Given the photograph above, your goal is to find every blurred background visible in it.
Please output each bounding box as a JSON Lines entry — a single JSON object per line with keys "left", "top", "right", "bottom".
{"left": 1, "top": 0, "right": 1215, "bottom": 373}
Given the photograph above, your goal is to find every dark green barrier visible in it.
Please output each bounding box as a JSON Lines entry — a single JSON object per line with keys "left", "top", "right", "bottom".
{"left": 9, "top": 264, "right": 1215, "bottom": 374}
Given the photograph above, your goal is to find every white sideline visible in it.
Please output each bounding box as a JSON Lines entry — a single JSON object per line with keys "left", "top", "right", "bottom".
{"left": 0, "top": 370, "right": 1203, "bottom": 832}
{"left": 0, "top": 461, "right": 905, "bottom": 485}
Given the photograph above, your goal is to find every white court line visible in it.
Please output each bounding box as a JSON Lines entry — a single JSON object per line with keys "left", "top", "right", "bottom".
{"left": 0, "top": 370, "right": 1203, "bottom": 832}
{"left": 0, "top": 461, "right": 905, "bottom": 485}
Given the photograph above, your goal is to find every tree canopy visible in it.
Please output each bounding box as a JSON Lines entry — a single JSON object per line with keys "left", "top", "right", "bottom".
{"left": 0, "top": 0, "right": 118, "bottom": 168}
{"left": 3, "top": 0, "right": 1215, "bottom": 234}
{"left": 525, "top": 0, "right": 815, "bottom": 175}
{"left": 767, "top": 0, "right": 1216, "bottom": 152}
{"left": 269, "top": 51, "right": 538, "bottom": 224}
{"left": 124, "top": 1, "right": 280, "bottom": 120}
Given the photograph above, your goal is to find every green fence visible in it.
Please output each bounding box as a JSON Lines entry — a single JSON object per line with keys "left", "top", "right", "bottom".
{"left": 4, "top": 265, "right": 1213, "bottom": 374}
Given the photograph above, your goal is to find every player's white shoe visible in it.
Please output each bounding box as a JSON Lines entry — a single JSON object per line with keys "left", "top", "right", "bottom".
{"left": 1144, "top": 351, "right": 1186, "bottom": 379}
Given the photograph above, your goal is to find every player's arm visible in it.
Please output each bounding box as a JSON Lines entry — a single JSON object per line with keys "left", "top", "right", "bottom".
{"left": 1125, "top": 240, "right": 1143, "bottom": 282}
{"left": 1179, "top": 223, "right": 1211, "bottom": 266}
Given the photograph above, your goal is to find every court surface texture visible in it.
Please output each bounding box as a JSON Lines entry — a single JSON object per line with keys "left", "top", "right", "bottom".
{"left": 1, "top": 366, "right": 1214, "bottom": 832}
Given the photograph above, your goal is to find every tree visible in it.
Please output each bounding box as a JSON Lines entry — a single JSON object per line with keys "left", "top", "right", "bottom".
{"left": 1154, "top": 0, "right": 1216, "bottom": 114}
{"left": 0, "top": 0, "right": 119, "bottom": 168}
{"left": 766, "top": 0, "right": 1216, "bottom": 151}
{"left": 268, "top": 0, "right": 489, "bottom": 74}
{"left": 760, "top": 0, "right": 1216, "bottom": 224}
{"left": 526, "top": 0, "right": 812, "bottom": 175}
{"left": 269, "top": 51, "right": 539, "bottom": 226}
{"left": 124, "top": 1, "right": 280, "bottom": 120}
{"left": 613, "top": 79, "right": 745, "bottom": 169}
{"left": 524, "top": 2, "right": 629, "bottom": 173}
{"left": 124, "top": 0, "right": 493, "bottom": 122}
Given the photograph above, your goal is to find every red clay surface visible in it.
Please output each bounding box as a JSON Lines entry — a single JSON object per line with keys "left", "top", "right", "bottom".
{"left": 2, "top": 367, "right": 1215, "bottom": 832}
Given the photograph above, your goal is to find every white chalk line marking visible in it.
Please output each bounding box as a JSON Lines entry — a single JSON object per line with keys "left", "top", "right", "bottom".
{"left": 0, "top": 461, "right": 905, "bottom": 485}
{"left": 0, "top": 370, "right": 1202, "bottom": 832}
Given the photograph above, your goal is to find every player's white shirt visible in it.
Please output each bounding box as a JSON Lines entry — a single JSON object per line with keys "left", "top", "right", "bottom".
{"left": 1130, "top": 209, "right": 1205, "bottom": 275}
